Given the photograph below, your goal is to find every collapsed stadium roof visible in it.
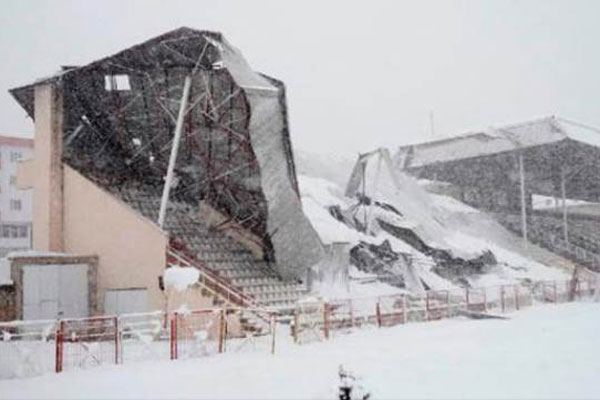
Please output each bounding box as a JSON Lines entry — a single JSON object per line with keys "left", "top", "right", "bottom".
{"left": 395, "top": 116, "right": 600, "bottom": 203}
{"left": 10, "top": 27, "right": 325, "bottom": 278}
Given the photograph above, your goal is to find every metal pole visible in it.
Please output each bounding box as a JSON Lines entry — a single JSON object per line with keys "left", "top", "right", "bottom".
{"left": 218, "top": 309, "right": 226, "bottom": 353}
{"left": 323, "top": 303, "right": 330, "bottom": 340}
{"left": 158, "top": 75, "right": 192, "bottom": 228}
{"left": 483, "top": 287, "right": 488, "bottom": 312}
{"left": 362, "top": 162, "right": 368, "bottom": 232}
{"left": 55, "top": 321, "right": 64, "bottom": 373}
{"left": 561, "top": 168, "right": 569, "bottom": 249}
{"left": 170, "top": 313, "right": 178, "bottom": 360}
{"left": 270, "top": 314, "right": 276, "bottom": 355}
{"left": 114, "top": 316, "right": 120, "bottom": 365}
{"left": 429, "top": 111, "right": 435, "bottom": 139}
{"left": 519, "top": 153, "right": 527, "bottom": 242}
{"left": 293, "top": 309, "right": 299, "bottom": 344}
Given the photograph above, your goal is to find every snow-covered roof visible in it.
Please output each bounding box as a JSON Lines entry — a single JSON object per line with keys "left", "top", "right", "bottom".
{"left": 396, "top": 116, "right": 600, "bottom": 169}
{"left": 4, "top": 250, "right": 76, "bottom": 259}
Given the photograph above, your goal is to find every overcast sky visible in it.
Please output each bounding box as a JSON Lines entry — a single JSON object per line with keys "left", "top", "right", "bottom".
{"left": 1, "top": 0, "right": 599, "bottom": 156}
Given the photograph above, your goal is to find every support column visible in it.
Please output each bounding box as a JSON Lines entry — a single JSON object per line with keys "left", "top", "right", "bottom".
{"left": 158, "top": 75, "right": 192, "bottom": 228}
{"left": 33, "top": 83, "right": 64, "bottom": 252}
{"left": 561, "top": 168, "right": 569, "bottom": 249}
{"left": 519, "top": 153, "right": 527, "bottom": 242}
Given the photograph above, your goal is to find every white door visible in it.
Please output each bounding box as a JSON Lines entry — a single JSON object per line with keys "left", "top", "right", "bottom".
{"left": 23, "top": 264, "right": 89, "bottom": 320}
{"left": 104, "top": 289, "right": 147, "bottom": 315}
{"left": 57, "top": 264, "right": 89, "bottom": 318}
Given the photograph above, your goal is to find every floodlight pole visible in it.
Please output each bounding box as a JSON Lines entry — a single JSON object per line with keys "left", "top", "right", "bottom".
{"left": 519, "top": 152, "right": 528, "bottom": 242}
{"left": 561, "top": 168, "right": 569, "bottom": 249}
{"left": 158, "top": 75, "right": 192, "bottom": 229}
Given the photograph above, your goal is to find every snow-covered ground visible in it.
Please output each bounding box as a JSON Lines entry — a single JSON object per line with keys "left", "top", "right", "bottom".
{"left": 1, "top": 302, "right": 598, "bottom": 399}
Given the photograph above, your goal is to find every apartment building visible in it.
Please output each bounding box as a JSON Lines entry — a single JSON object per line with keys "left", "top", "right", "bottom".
{"left": 0, "top": 135, "right": 33, "bottom": 255}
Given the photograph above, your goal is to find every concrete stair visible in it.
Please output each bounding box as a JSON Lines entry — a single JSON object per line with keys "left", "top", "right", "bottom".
{"left": 493, "top": 212, "right": 599, "bottom": 277}
{"left": 112, "top": 185, "right": 308, "bottom": 310}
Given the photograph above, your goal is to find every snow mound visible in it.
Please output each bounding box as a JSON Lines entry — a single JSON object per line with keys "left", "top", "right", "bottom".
{"left": 163, "top": 266, "right": 200, "bottom": 291}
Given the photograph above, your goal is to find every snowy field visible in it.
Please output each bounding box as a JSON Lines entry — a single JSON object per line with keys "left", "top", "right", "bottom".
{"left": 1, "top": 302, "right": 599, "bottom": 399}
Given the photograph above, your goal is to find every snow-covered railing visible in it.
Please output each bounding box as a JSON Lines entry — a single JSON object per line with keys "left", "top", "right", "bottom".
{"left": 0, "top": 319, "right": 58, "bottom": 379}
{"left": 0, "top": 306, "right": 278, "bottom": 380}
{"left": 292, "top": 278, "right": 598, "bottom": 344}
{"left": 3, "top": 279, "right": 596, "bottom": 379}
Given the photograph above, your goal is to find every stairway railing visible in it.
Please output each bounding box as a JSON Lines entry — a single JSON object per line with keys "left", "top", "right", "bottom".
{"left": 166, "top": 247, "right": 258, "bottom": 308}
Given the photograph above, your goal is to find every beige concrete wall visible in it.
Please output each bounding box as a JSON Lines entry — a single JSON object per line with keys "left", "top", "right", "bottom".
{"left": 166, "top": 285, "right": 214, "bottom": 312}
{"left": 62, "top": 165, "right": 169, "bottom": 314}
{"left": 20, "top": 81, "right": 219, "bottom": 317}
{"left": 31, "top": 83, "right": 64, "bottom": 252}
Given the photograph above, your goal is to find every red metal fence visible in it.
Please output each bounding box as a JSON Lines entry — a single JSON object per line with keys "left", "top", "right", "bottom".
{"left": 293, "top": 278, "right": 598, "bottom": 343}
{"left": 1, "top": 278, "right": 597, "bottom": 379}
{"left": 0, "top": 307, "right": 277, "bottom": 380}
{"left": 57, "top": 316, "right": 119, "bottom": 372}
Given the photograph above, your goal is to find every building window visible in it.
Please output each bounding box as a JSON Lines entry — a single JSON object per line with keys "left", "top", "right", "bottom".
{"left": 104, "top": 74, "right": 131, "bottom": 91}
{"left": 0, "top": 224, "right": 28, "bottom": 238}
{"left": 18, "top": 225, "right": 28, "bottom": 238}
{"left": 9, "top": 176, "right": 16, "bottom": 186}
{"left": 10, "top": 199, "right": 21, "bottom": 211}
{"left": 10, "top": 152, "right": 22, "bottom": 162}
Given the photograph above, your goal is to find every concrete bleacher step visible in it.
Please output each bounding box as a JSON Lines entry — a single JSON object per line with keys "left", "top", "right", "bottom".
{"left": 242, "top": 284, "right": 303, "bottom": 295}
{"left": 231, "top": 277, "right": 284, "bottom": 286}
{"left": 198, "top": 253, "right": 255, "bottom": 263}
{"left": 114, "top": 185, "right": 309, "bottom": 310}
{"left": 494, "top": 212, "right": 600, "bottom": 273}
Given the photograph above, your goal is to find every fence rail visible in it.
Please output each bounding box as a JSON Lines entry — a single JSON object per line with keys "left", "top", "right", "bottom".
{"left": 1, "top": 278, "right": 597, "bottom": 379}
{"left": 0, "top": 306, "right": 277, "bottom": 380}
{"left": 292, "top": 278, "right": 598, "bottom": 344}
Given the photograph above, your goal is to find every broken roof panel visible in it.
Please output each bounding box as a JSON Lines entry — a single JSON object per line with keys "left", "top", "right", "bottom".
{"left": 9, "top": 27, "right": 324, "bottom": 279}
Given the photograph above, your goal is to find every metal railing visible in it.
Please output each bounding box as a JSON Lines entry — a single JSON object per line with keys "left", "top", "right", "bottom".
{"left": 292, "top": 278, "right": 598, "bottom": 344}
{"left": 0, "top": 306, "right": 279, "bottom": 380}
{"left": 166, "top": 247, "right": 257, "bottom": 308}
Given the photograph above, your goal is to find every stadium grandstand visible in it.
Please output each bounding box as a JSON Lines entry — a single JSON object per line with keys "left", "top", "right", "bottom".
{"left": 395, "top": 116, "right": 600, "bottom": 272}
